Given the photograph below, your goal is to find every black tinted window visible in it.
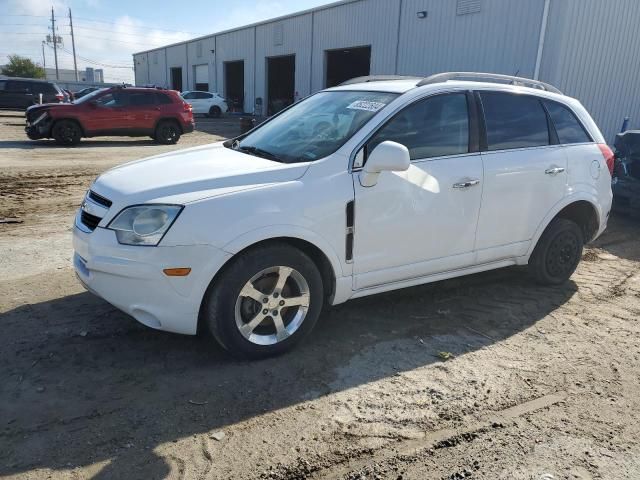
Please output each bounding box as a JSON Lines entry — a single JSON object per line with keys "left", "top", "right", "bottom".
{"left": 129, "top": 93, "right": 156, "bottom": 106}
{"left": 196, "top": 92, "right": 212, "bottom": 99}
{"left": 7, "top": 81, "right": 30, "bottom": 92}
{"left": 31, "top": 83, "right": 55, "bottom": 94}
{"left": 156, "top": 93, "right": 172, "bottom": 104}
{"left": 481, "top": 92, "right": 549, "bottom": 150}
{"left": 544, "top": 101, "right": 591, "bottom": 144}
{"left": 94, "top": 91, "right": 128, "bottom": 107}
{"left": 369, "top": 93, "right": 469, "bottom": 160}
{"left": 0, "top": 81, "right": 5, "bottom": 91}
{"left": 182, "top": 92, "right": 195, "bottom": 99}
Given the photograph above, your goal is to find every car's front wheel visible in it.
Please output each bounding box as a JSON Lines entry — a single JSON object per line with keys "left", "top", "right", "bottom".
{"left": 154, "top": 120, "right": 181, "bottom": 144}
{"left": 203, "top": 244, "right": 324, "bottom": 359}
{"left": 51, "top": 120, "right": 82, "bottom": 146}
{"left": 528, "top": 218, "right": 584, "bottom": 285}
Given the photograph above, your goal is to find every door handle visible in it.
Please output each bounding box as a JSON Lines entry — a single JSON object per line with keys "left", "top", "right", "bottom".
{"left": 545, "top": 166, "right": 565, "bottom": 175}
{"left": 453, "top": 179, "right": 480, "bottom": 189}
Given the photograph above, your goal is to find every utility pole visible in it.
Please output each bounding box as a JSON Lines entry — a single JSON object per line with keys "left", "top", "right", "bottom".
{"left": 50, "top": 7, "right": 59, "bottom": 80}
{"left": 68, "top": 8, "right": 79, "bottom": 81}
{"left": 41, "top": 41, "right": 46, "bottom": 70}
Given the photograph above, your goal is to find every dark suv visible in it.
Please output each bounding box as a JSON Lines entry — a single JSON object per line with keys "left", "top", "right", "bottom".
{"left": 25, "top": 86, "right": 195, "bottom": 145}
{"left": 0, "top": 77, "right": 66, "bottom": 109}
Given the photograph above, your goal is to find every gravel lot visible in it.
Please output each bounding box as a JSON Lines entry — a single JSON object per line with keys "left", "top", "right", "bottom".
{"left": 1, "top": 109, "right": 640, "bottom": 480}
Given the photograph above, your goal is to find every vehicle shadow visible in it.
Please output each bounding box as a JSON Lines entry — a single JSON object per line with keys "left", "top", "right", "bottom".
{"left": 0, "top": 266, "right": 577, "bottom": 478}
{"left": 592, "top": 212, "right": 640, "bottom": 262}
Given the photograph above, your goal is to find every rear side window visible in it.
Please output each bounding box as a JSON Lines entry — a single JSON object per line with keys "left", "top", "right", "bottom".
{"left": 156, "top": 93, "right": 173, "bottom": 104}
{"left": 544, "top": 101, "right": 591, "bottom": 144}
{"left": 129, "top": 92, "right": 156, "bottom": 106}
{"left": 196, "top": 92, "right": 212, "bottom": 99}
{"left": 369, "top": 93, "right": 469, "bottom": 160}
{"left": 480, "top": 92, "right": 549, "bottom": 151}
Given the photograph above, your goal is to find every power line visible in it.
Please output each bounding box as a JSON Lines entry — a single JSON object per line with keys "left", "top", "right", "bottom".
{"left": 0, "top": 23, "right": 194, "bottom": 40}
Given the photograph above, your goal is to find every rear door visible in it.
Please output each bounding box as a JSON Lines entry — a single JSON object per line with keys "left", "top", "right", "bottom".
{"left": 474, "top": 91, "right": 568, "bottom": 262}
{"left": 4, "top": 80, "right": 33, "bottom": 108}
{"left": 127, "top": 92, "right": 160, "bottom": 132}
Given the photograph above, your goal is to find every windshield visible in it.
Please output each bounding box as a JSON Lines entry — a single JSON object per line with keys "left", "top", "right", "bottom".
{"left": 73, "top": 88, "right": 108, "bottom": 104}
{"left": 234, "top": 90, "right": 398, "bottom": 163}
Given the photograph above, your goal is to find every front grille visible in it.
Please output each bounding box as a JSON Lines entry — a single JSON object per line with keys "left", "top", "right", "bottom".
{"left": 88, "top": 190, "right": 112, "bottom": 208}
{"left": 81, "top": 211, "right": 101, "bottom": 231}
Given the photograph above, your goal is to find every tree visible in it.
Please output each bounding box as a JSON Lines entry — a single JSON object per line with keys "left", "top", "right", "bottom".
{"left": 1, "top": 55, "right": 46, "bottom": 79}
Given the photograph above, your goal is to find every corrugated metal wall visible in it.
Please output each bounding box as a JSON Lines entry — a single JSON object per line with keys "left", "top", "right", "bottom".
{"left": 215, "top": 28, "right": 256, "bottom": 112}
{"left": 397, "top": 0, "right": 545, "bottom": 78}
{"left": 133, "top": 0, "right": 640, "bottom": 142}
{"left": 255, "top": 14, "right": 313, "bottom": 103}
{"left": 310, "top": 0, "right": 400, "bottom": 91}
{"left": 187, "top": 36, "right": 216, "bottom": 92}
{"left": 540, "top": 0, "right": 640, "bottom": 142}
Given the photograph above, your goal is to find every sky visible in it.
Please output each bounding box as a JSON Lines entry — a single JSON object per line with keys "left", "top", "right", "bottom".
{"left": 0, "top": 0, "right": 332, "bottom": 83}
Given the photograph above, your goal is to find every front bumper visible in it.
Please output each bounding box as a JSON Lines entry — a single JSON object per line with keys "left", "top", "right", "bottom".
{"left": 72, "top": 212, "right": 231, "bottom": 335}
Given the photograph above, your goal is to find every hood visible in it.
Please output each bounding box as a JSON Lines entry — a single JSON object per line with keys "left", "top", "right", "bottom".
{"left": 26, "top": 103, "right": 72, "bottom": 117}
{"left": 91, "top": 142, "right": 310, "bottom": 206}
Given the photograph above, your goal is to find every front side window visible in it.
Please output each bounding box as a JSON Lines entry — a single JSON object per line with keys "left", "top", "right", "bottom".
{"left": 94, "top": 91, "right": 128, "bottom": 107}
{"left": 235, "top": 90, "right": 398, "bottom": 164}
{"left": 544, "top": 100, "right": 591, "bottom": 144}
{"left": 481, "top": 92, "right": 549, "bottom": 151}
{"left": 368, "top": 93, "right": 469, "bottom": 160}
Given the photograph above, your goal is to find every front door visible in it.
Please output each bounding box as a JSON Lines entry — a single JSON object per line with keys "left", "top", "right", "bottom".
{"left": 474, "top": 91, "right": 568, "bottom": 261}
{"left": 83, "top": 90, "right": 131, "bottom": 134}
{"left": 353, "top": 92, "right": 483, "bottom": 290}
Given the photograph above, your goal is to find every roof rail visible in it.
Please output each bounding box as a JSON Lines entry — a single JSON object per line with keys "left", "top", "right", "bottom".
{"left": 417, "top": 72, "right": 562, "bottom": 94}
{"left": 339, "top": 75, "right": 421, "bottom": 86}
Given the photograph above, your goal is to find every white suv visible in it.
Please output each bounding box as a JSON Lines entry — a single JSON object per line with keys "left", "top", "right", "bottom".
{"left": 73, "top": 72, "right": 613, "bottom": 358}
{"left": 180, "top": 90, "right": 227, "bottom": 117}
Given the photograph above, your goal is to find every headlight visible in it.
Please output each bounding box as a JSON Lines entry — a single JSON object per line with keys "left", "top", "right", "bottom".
{"left": 108, "top": 205, "right": 182, "bottom": 246}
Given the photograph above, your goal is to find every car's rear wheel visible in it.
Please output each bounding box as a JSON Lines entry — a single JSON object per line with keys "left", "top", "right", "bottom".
{"left": 207, "top": 106, "right": 222, "bottom": 118}
{"left": 203, "top": 244, "right": 324, "bottom": 359}
{"left": 528, "top": 218, "right": 584, "bottom": 285}
{"left": 52, "top": 120, "right": 82, "bottom": 146}
{"left": 154, "top": 120, "right": 181, "bottom": 144}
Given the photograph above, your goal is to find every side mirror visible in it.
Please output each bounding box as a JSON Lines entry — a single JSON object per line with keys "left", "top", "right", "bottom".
{"left": 359, "top": 141, "right": 410, "bottom": 187}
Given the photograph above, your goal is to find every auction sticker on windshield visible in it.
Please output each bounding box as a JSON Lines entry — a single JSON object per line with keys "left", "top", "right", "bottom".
{"left": 347, "top": 100, "right": 387, "bottom": 112}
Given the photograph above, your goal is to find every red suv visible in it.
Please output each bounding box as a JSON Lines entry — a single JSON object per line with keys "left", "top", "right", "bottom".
{"left": 25, "top": 87, "right": 194, "bottom": 146}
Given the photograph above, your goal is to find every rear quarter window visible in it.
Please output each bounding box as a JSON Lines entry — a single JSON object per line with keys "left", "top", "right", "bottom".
{"left": 480, "top": 92, "right": 550, "bottom": 151}
{"left": 544, "top": 101, "right": 591, "bottom": 144}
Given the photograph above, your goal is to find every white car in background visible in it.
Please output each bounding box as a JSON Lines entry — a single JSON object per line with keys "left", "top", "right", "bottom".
{"left": 181, "top": 90, "right": 227, "bottom": 118}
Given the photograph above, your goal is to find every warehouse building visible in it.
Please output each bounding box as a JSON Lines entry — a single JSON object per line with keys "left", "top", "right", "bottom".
{"left": 133, "top": 0, "right": 640, "bottom": 141}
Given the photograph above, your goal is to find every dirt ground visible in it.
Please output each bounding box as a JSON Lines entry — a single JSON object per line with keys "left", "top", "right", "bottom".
{"left": 1, "top": 109, "right": 640, "bottom": 480}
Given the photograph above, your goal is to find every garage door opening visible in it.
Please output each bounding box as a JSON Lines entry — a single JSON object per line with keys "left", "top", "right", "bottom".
{"left": 325, "top": 46, "right": 371, "bottom": 88}
{"left": 267, "top": 55, "right": 295, "bottom": 115}
{"left": 224, "top": 60, "right": 244, "bottom": 112}
{"left": 194, "top": 64, "right": 209, "bottom": 92}
{"left": 170, "top": 67, "right": 183, "bottom": 91}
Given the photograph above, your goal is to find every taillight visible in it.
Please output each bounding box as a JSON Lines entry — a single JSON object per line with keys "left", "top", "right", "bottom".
{"left": 55, "top": 93, "right": 64, "bottom": 102}
{"left": 597, "top": 144, "right": 615, "bottom": 176}
{"left": 183, "top": 102, "right": 192, "bottom": 113}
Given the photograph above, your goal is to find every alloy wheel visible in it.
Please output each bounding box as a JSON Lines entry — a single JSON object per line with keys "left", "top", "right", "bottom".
{"left": 234, "top": 266, "right": 310, "bottom": 346}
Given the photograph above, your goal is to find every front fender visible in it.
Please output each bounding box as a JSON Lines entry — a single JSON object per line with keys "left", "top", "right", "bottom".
{"left": 222, "top": 224, "right": 347, "bottom": 279}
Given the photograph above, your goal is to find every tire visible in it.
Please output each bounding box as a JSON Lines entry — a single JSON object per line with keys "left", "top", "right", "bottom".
{"left": 154, "top": 120, "right": 181, "bottom": 144}
{"left": 203, "top": 244, "right": 324, "bottom": 359}
{"left": 51, "top": 120, "right": 82, "bottom": 146}
{"left": 528, "top": 218, "right": 584, "bottom": 285}
{"left": 207, "top": 106, "right": 222, "bottom": 118}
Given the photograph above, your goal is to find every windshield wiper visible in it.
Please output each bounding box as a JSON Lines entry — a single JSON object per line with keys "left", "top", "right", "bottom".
{"left": 237, "top": 145, "right": 282, "bottom": 162}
